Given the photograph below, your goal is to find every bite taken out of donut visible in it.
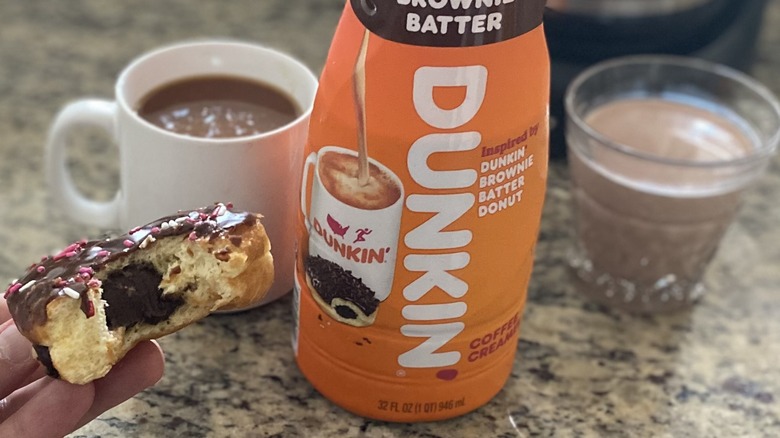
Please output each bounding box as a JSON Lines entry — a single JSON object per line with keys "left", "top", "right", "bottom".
{"left": 3, "top": 203, "right": 273, "bottom": 384}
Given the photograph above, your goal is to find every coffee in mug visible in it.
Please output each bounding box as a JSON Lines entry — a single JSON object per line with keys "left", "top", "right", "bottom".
{"left": 137, "top": 75, "right": 300, "bottom": 138}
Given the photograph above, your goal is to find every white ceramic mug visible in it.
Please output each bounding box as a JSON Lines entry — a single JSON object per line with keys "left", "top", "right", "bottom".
{"left": 45, "top": 40, "right": 318, "bottom": 307}
{"left": 300, "top": 146, "right": 404, "bottom": 301}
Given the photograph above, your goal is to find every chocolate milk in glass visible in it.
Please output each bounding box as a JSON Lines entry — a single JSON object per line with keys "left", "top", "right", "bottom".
{"left": 569, "top": 97, "right": 756, "bottom": 311}
{"left": 294, "top": 0, "right": 549, "bottom": 421}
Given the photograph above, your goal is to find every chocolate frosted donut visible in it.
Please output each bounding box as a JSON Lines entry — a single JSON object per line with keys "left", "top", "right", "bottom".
{"left": 304, "top": 255, "right": 379, "bottom": 327}
{"left": 4, "top": 203, "right": 273, "bottom": 384}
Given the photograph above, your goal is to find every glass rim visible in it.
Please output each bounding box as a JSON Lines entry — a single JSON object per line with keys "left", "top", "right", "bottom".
{"left": 564, "top": 55, "right": 780, "bottom": 169}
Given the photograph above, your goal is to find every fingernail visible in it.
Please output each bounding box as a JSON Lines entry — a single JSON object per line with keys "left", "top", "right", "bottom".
{"left": 150, "top": 340, "right": 166, "bottom": 384}
{"left": 0, "top": 322, "right": 35, "bottom": 368}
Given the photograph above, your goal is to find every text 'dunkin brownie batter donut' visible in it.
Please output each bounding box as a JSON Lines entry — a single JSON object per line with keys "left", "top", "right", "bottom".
{"left": 304, "top": 255, "right": 379, "bottom": 327}
{"left": 3, "top": 203, "right": 273, "bottom": 384}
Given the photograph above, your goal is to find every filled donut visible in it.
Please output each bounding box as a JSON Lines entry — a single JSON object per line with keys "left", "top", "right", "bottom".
{"left": 304, "top": 255, "right": 379, "bottom": 327}
{"left": 4, "top": 203, "right": 273, "bottom": 384}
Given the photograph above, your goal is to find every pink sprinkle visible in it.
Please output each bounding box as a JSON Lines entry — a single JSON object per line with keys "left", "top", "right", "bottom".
{"left": 52, "top": 242, "right": 82, "bottom": 259}
{"left": 63, "top": 242, "right": 81, "bottom": 253}
{"left": 199, "top": 213, "right": 208, "bottom": 220}
{"left": 87, "top": 279, "right": 102, "bottom": 288}
{"left": 226, "top": 202, "right": 234, "bottom": 209}
{"left": 54, "top": 278, "right": 67, "bottom": 287}
{"left": 78, "top": 267, "right": 94, "bottom": 275}
{"left": 123, "top": 239, "right": 135, "bottom": 248}
{"left": 129, "top": 226, "right": 142, "bottom": 233}
{"left": 54, "top": 248, "right": 78, "bottom": 260}
{"left": 41, "top": 255, "right": 48, "bottom": 261}
{"left": 80, "top": 272, "right": 91, "bottom": 280}
{"left": 151, "top": 227, "right": 161, "bottom": 234}
{"left": 188, "top": 232, "right": 198, "bottom": 241}
{"left": 185, "top": 217, "right": 197, "bottom": 224}
{"left": 97, "top": 250, "right": 110, "bottom": 258}
{"left": 4, "top": 282, "right": 21, "bottom": 298}
{"left": 36, "top": 266, "right": 46, "bottom": 273}
{"left": 78, "top": 239, "right": 88, "bottom": 246}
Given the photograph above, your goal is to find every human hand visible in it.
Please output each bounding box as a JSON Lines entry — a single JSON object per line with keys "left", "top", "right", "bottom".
{"left": 0, "top": 297, "right": 165, "bottom": 437}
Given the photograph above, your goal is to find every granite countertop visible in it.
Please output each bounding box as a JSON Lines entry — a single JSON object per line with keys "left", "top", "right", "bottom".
{"left": 1, "top": 1, "right": 778, "bottom": 437}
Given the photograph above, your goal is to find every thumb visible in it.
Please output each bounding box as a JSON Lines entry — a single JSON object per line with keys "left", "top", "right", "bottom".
{"left": 0, "top": 377, "right": 95, "bottom": 438}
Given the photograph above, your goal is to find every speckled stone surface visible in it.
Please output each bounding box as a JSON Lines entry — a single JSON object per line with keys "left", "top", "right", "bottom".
{"left": 0, "top": 1, "right": 779, "bottom": 437}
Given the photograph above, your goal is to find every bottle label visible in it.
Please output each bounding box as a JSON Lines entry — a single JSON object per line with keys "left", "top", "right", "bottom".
{"left": 350, "top": 0, "right": 545, "bottom": 47}
{"left": 295, "top": 0, "right": 549, "bottom": 421}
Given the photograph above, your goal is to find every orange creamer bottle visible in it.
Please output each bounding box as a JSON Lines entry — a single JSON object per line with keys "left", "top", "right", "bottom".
{"left": 294, "top": 0, "right": 549, "bottom": 421}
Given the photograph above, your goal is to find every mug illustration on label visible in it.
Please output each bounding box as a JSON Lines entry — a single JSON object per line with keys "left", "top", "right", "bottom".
{"left": 301, "top": 147, "right": 405, "bottom": 327}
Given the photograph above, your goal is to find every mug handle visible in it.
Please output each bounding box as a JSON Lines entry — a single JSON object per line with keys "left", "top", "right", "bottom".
{"left": 45, "top": 99, "right": 121, "bottom": 229}
{"left": 300, "top": 151, "right": 318, "bottom": 228}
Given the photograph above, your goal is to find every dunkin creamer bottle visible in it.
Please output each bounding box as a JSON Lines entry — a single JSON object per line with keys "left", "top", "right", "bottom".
{"left": 295, "top": 0, "right": 549, "bottom": 421}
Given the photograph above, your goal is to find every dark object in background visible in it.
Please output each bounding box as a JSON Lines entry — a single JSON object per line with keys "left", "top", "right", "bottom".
{"left": 545, "top": 0, "right": 770, "bottom": 159}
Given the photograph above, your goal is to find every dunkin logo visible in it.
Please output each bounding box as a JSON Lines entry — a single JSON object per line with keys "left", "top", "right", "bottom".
{"left": 398, "top": 65, "right": 486, "bottom": 369}
{"left": 313, "top": 215, "right": 390, "bottom": 264}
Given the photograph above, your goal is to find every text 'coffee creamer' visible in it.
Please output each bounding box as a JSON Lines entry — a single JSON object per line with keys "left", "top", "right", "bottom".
{"left": 294, "top": 0, "right": 549, "bottom": 421}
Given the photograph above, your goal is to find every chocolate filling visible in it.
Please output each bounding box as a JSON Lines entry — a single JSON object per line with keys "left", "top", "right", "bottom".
{"left": 304, "top": 255, "right": 379, "bottom": 317}
{"left": 102, "top": 262, "right": 184, "bottom": 330}
{"left": 335, "top": 305, "right": 359, "bottom": 320}
{"left": 33, "top": 344, "right": 59, "bottom": 378}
